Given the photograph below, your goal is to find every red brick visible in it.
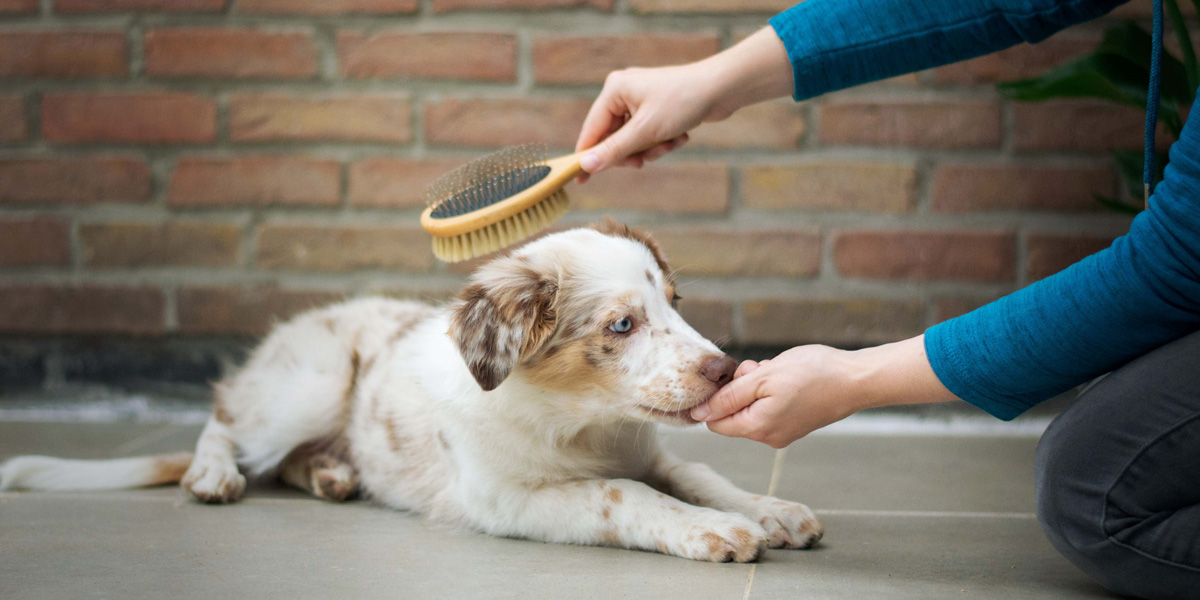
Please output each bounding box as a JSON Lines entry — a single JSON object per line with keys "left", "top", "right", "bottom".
{"left": 1012, "top": 101, "right": 1150, "bottom": 152}
{"left": 0, "top": 31, "right": 127, "bottom": 78}
{"left": 933, "top": 37, "right": 1096, "bottom": 84}
{"left": 80, "top": 222, "right": 242, "bottom": 267}
{"left": 0, "top": 157, "right": 151, "bottom": 204}
{"left": 0, "top": 0, "right": 37, "bottom": 13}
{"left": 339, "top": 32, "right": 516, "bottom": 82}
{"left": 932, "top": 164, "right": 1115, "bottom": 212}
{"left": 434, "top": 0, "right": 611, "bottom": 11}
{"left": 42, "top": 92, "right": 215, "bottom": 144}
{"left": 743, "top": 298, "right": 926, "bottom": 347}
{"left": 742, "top": 162, "right": 916, "bottom": 212}
{"left": 677, "top": 297, "right": 732, "bottom": 344}
{"left": 169, "top": 156, "right": 341, "bottom": 207}
{"left": 237, "top": 0, "right": 416, "bottom": 14}
{"left": 425, "top": 97, "right": 589, "bottom": 148}
{"left": 56, "top": 0, "right": 225, "bottom": 12}
{"left": 0, "top": 217, "right": 70, "bottom": 267}
{"left": 820, "top": 100, "right": 1002, "bottom": 149}
{"left": 689, "top": 101, "right": 805, "bottom": 149}
{"left": 1026, "top": 233, "right": 1117, "bottom": 281}
{"left": 230, "top": 94, "right": 411, "bottom": 143}
{"left": 177, "top": 286, "right": 344, "bottom": 336}
{"left": 650, "top": 227, "right": 820, "bottom": 277}
{"left": 533, "top": 33, "right": 718, "bottom": 84}
{"left": 0, "top": 285, "right": 164, "bottom": 335}
{"left": 834, "top": 230, "right": 1016, "bottom": 282}
{"left": 0, "top": 94, "right": 26, "bottom": 142}
{"left": 145, "top": 28, "right": 318, "bottom": 79}
{"left": 934, "top": 297, "right": 997, "bottom": 323}
{"left": 348, "top": 157, "right": 468, "bottom": 208}
{"left": 570, "top": 163, "right": 729, "bottom": 213}
{"left": 630, "top": 0, "right": 794, "bottom": 13}
{"left": 256, "top": 224, "right": 435, "bottom": 272}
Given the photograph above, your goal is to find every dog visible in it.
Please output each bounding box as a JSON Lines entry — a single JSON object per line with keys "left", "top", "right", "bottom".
{"left": 0, "top": 220, "right": 822, "bottom": 562}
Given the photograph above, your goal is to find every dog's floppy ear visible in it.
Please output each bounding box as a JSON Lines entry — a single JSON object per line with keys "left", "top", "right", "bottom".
{"left": 449, "top": 256, "right": 559, "bottom": 391}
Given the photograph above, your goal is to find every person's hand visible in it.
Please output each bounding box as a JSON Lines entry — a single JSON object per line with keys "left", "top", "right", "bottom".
{"left": 575, "top": 27, "right": 795, "bottom": 183}
{"left": 573, "top": 63, "right": 721, "bottom": 183}
{"left": 690, "top": 336, "right": 960, "bottom": 448}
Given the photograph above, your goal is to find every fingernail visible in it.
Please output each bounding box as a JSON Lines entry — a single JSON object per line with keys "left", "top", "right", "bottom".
{"left": 580, "top": 153, "right": 600, "bottom": 172}
{"left": 691, "top": 403, "right": 711, "bottom": 421}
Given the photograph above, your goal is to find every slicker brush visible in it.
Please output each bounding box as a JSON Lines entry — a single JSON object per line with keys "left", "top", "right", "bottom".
{"left": 420, "top": 144, "right": 585, "bottom": 263}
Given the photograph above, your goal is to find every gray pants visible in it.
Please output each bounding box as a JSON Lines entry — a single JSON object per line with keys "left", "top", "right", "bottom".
{"left": 1036, "top": 330, "right": 1200, "bottom": 600}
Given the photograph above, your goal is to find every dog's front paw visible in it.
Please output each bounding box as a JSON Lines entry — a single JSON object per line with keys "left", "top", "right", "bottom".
{"left": 675, "top": 512, "right": 768, "bottom": 563}
{"left": 181, "top": 461, "right": 245, "bottom": 504}
{"left": 740, "top": 496, "right": 823, "bottom": 549}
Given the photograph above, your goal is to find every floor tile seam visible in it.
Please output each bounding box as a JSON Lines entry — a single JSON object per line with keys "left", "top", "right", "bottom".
{"left": 110, "top": 424, "right": 185, "bottom": 456}
{"left": 744, "top": 448, "right": 789, "bottom": 600}
{"left": 813, "top": 509, "right": 1037, "bottom": 518}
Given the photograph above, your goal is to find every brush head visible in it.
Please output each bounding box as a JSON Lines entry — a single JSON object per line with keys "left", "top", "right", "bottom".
{"left": 421, "top": 144, "right": 576, "bottom": 263}
{"left": 424, "top": 144, "right": 550, "bottom": 218}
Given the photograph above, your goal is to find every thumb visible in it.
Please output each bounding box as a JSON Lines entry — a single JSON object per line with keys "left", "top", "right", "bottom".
{"left": 691, "top": 369, "right": 763, "bottom": 422}
{"left": 581, "top": 120, "right": 653, "bottom": 174}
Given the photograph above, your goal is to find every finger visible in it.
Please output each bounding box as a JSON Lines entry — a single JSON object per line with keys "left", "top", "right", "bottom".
{"left": 691, "top": 370, "right": 763, "bottom": 422}
{"left": 576, "top": 85, "right": 627, "bottom": 153}
{"left": 640, "top": 141, "right": 675, "bottom": 162}
{"left": 734, "top": 360, "right": 760, "bottom": 378}
{"left": 705, "top": 401, "right": 768, "bottom": 440}
{"left": 581, "top": 115, "right": 658, "bottom": 174}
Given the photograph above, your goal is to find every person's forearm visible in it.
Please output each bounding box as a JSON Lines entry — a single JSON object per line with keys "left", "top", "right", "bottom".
{"left": 701, "top": 27, "right": 794, "bottom": 116}
{"left": 851, "top": 335, "right": 960, "bottom": 413}
{"left": 770, "top": 0, "right": 1129, "bottom": 100}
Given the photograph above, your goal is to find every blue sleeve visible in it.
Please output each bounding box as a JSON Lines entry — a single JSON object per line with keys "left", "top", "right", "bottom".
{"left": 769, "top": 0, "right": 1129, "bottom": 101}
{"left": 926, "top": 96, "right": 1200, "bottom": 420}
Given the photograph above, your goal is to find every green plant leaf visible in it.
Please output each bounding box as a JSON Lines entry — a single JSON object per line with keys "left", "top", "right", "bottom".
{"left": 997, "top": 55, "right": 1144, "bottom": 105}
{"left": 1093, "top": 193, "right": 1144, "bottom": 215}
{"left": 1166, "top": 0, "right": 1199, "bottom": 91}
{"left": 1095, "top": 20, "right": 1193, "bottom": 106}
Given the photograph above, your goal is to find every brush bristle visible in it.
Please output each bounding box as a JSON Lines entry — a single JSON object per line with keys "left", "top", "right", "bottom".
{"left": 425, "top": 144, "right": 549, "bottom": 217}
{"left": 432, "top": 189, "right": 569, "bottom": 263}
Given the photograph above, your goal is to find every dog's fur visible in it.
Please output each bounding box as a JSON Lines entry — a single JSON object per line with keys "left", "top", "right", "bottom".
{"left": 0, "top": 221, "right": 822, "bottom": 562}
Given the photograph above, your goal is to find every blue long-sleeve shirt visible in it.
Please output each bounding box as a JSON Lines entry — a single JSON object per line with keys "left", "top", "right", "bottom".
{"left": 769, "top": 0, "right": 1200, "bottom": 419}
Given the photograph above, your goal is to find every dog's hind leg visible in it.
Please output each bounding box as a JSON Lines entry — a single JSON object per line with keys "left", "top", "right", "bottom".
{"left": 181, "top": 417, "right": 245, "bottom": 504}
{"left": 278, "top": 441, "right": 358, "bottom": 502}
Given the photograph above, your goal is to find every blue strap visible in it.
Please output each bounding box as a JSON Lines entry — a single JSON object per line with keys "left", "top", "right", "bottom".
{"left": 1145, "top": 0, "right": 1164, "bottom": 203}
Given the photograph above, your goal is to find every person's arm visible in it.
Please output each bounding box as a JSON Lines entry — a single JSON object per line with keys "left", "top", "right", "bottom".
{"left": 771, "top": 0, "right": 1129, "bottom": 102}
{"left": 694, "top": 97, "right": 1200, "bottom": 444}
{"left": 689, "top": 337, "right": 958, "bottom": 448}
{"left": 578, "top": 0, "right": 1130, "bottom": 175}
{"left": 926, "top": 103, "right": 1200, "bottom": 420}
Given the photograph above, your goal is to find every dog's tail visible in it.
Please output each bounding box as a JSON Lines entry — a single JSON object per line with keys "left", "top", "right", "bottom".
{"left": 0, "top": 453, "right": 193, "bottom": 491}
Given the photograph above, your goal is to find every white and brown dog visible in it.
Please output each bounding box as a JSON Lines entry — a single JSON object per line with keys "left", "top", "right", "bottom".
{"left": 1, "top": 220, "right": 822, "bottom": 562}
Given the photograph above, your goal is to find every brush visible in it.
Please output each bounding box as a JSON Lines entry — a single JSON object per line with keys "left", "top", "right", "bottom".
{"left": 419, "top": 144, "right": 589, "bottom": 263}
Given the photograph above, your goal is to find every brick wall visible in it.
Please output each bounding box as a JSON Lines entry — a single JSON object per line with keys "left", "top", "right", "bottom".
{"left": 0, "top": 0, "right": 1153, "bottom": 387}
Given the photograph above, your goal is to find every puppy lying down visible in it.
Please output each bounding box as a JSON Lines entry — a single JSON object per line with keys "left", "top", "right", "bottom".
{"left": 1, "top": 221, "right": 822, "bottom": 562}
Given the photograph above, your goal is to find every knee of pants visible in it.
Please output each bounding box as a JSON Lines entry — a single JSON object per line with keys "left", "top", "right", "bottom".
{"left": 1033, "top": 416, "right": 1092, "bottom": 551}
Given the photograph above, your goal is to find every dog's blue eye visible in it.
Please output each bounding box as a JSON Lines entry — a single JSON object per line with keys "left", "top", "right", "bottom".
{"left": 609, "top": 317, "right": 633, "bottom": 334}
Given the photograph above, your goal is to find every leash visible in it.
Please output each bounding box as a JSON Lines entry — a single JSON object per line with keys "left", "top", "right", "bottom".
{"left": 1145, "top": 0, "right": 1164, "bottom": 208}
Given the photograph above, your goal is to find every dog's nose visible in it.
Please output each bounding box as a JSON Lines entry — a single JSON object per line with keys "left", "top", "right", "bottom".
{"left": 701, "top": 355, "right": 737, "bottom": 387}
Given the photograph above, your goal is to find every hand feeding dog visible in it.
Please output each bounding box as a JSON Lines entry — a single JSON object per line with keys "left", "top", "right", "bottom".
{"left": 0, "top": 220, "right": 822, "bottom": 562}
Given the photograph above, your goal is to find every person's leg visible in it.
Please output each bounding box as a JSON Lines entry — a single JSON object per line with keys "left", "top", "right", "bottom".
{"left": 1036, "top": 329, "right": 1200, "bottom": 600}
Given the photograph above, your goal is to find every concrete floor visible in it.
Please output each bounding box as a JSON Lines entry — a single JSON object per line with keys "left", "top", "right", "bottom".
{"left": 0, "top": 421, "right": 1121, "bottom": 600}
